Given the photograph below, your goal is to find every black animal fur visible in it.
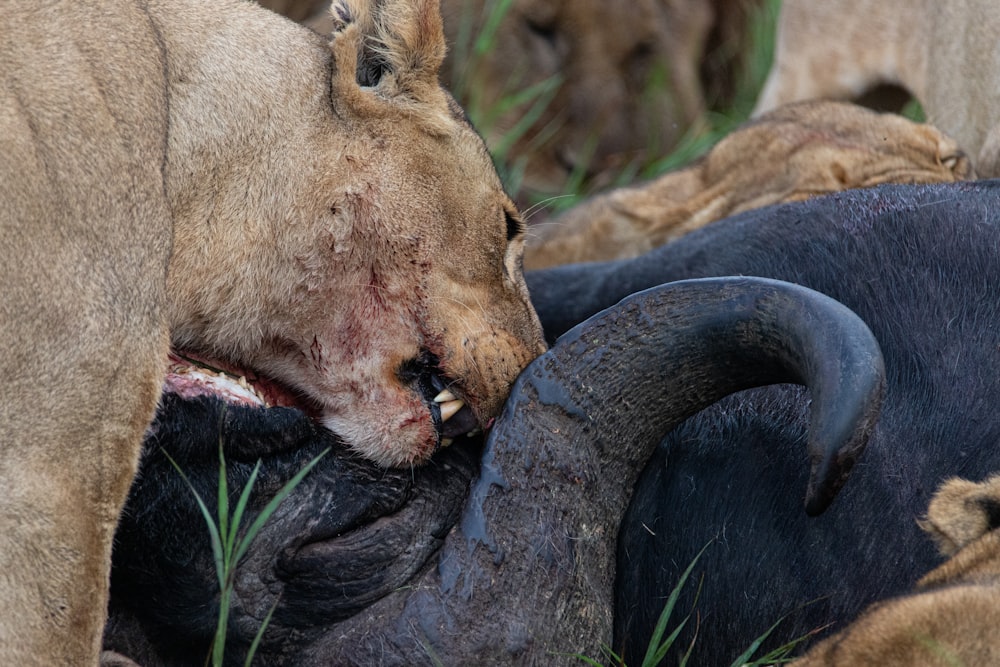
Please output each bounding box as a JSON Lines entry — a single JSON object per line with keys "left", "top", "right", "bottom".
{"left": 527, "top": 179, "right": 1000, "bottom": 664}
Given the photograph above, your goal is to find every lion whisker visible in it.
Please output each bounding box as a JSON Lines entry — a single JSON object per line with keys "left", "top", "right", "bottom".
{"left": 521, "top": 194, "right": 575, "bottom": 222}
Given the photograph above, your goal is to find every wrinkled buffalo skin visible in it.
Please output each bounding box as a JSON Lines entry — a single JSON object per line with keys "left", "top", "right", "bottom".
{"left": 107, "top": 394, "right": 478, "bottom": 666}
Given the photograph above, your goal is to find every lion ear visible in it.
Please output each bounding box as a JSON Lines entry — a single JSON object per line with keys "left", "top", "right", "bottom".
{"left": 919, "top": 474, "right": 1000, "bottom": 556}
{"left": 327, "top": 0, "right": 450, "bottom": 123}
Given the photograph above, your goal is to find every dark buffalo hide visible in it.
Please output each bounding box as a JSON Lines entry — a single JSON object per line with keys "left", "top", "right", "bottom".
{"left": 106, "top": 178, "right": 1000, "bottom": 665}
{"left": 105, "top": 274, "right": 881, "bottom": 665}
{"left": 527, "top": 178, "right": 1000, "bottom": 664}
{"left": 106, "top": 395, "right": 478, "bottom": 666}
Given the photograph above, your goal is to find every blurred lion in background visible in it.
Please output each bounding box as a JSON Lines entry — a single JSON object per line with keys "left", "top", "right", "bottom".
{"left": 755, "top": 0, "right": 1000, "bottom": 178}
{"left": 524, "top": 101, "right": 969, "bottom": 269}
{"left": 262, "top": 0, "right": 767, "bottom": 207}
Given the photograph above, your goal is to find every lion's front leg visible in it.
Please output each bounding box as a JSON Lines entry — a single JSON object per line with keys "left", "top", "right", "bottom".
{"left": 0, "top": 1, "right": 172, "bottom": 663}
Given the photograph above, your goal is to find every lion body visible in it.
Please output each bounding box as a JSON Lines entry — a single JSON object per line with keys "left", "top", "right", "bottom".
{"left": 793, "top": 475, "right": 1000, "bottom": 665}
{"left": 1, "top": 3, "right": 170, "bottom": 661}
{"left": 524, "top": 101, "right": 969, "bottom": 269}
{"left": 0, "top": 0, "right": 543, "bottom": 663}
{"left": 755, "top": 0, "right": 1000, "bottom": 177}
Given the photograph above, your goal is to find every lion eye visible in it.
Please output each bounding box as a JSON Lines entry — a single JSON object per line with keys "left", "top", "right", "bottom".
{"left": 505, "top": 210, "right": 524, "bottom": 242}
{"left": 526, "top": 17, "right": 557, "bottom": 48}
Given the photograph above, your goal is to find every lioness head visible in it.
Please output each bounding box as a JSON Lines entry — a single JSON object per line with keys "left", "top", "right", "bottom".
{"left": 161, "top": 0, "right": 545, "bottom": 467}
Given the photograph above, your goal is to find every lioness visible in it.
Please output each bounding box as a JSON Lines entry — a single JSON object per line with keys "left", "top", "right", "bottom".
{"left": 524, "top": 101, "right": 969, "bottom": 269}
{"left": 792, "top": 473, "right": 1000, "bottom": 664}
{"left": 0, "top": 0, "right": 544, "bottom": 664}
{"left": 754, "top": 0, "right": 1000, "bottom": 177}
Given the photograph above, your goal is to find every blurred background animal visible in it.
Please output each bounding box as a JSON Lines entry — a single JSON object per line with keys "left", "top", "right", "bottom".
{"left": 756, "top": 0, "right": 1000, "bottom": 177}
{"left": 523, "top": 100, "right": 969, "bottom": 269}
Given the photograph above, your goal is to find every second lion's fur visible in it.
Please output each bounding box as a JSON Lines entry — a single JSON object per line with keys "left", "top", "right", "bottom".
{"left": 524, "top": 101, "right": 968, "bottom": 269}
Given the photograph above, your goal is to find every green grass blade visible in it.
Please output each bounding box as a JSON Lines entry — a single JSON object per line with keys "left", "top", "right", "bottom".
{"left": 164, "top": 448, "right": 231, "bottom": 666}
{"left": 243, "top": 598, "right": 280, "bottom": 667}
{"left": 168, "top": 434, "right": 327, "bottom": 667}
{"left": 216, "top": 438, "right": 230, "bottom": 573}
{"left": 730, "top": 601, "right": 829, "bottom": 666}
{"left": 212, "top": 588, "right": 231, "bottom": 667}
{"left": 645, "top": 614, "right": 690, "bottom": 666}
{"left": 227, "top": 460, "right": 262, "bottom": 574}
{"left": 231, "top": 448, "right": 330, "bottom": 567}
{"left": 677, "top": 620, "right": 699, "bottom": 667}
{"left": 164, "top": 449, "right": 226, "bottom": 591}
{"left": 488, "top": 74, "right": 563, "bottom": 117}
{"left": 730, "top": 614, "right": 822, "bottom": 667}
{"left": 727, "top": 614, "right": 790, "bottom": 666}
{"left": 641, "top": 541, "right": 712, "bottom": 667}
{"left": 558, "top": 134, "right": 598, "bottom": 208}
{"left": 472, "top": 0, "right": 514, "bottom": 58}
{"left": 488, "top": 76, "right": 563, "bottom": 160}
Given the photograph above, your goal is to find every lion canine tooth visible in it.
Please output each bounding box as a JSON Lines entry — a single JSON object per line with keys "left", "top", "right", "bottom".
{"left": 433, "top": 389, "right": 457, "bottom": 403}
{"left": 440, "top": 438, "right": 454, "bottom": 448}
{"left": 439, "top": 399, "right": 464, "bottom": 422}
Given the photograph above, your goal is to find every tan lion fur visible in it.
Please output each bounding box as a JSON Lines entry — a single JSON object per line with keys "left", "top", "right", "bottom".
{"left": 523, "top": 100, "right": 969, "bottom": 270}
{"left": 0, "top": 0, "right": 544, "bottom": 663}
{"left": 754, "top": 0, "right": 1000, "bottom": 178}
{"left": 792, "top": 474, "right": 1000, "bottom": 665}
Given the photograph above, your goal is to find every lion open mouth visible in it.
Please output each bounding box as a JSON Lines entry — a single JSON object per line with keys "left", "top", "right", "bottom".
{"left": 397, "top": 353, "right": 480, "bottom": 446}
{"left": 163, "top": 350, "right": 480, "bottom": 449}
{"left": 164, "top": 351, "right": 316, "bottom": 413}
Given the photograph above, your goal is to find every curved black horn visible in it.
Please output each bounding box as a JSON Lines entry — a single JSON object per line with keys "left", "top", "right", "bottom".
{"left": 317, "top": 276, "right": 885, "bottom": 665}
{"left": 517, "top": 276, "right": 884, "bottom": 516}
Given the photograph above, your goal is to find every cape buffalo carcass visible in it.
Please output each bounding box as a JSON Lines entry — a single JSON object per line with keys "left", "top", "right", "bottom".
{"left": 103, "top": 276, "right": 883, "bottom": 666}
{"left": 106, "top": 178, "right": 1000, "bottom": 664}
{"left": 527, "top": 178, "right": 1000, "bottom": 664}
